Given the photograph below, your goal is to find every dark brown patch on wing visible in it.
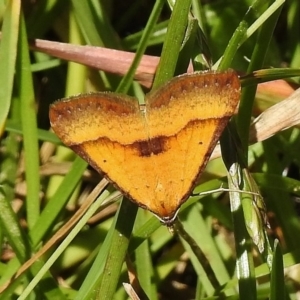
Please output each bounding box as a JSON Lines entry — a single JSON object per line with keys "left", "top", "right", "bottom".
{"left": 133, "top": 136, "right": 168, "bottom": 157}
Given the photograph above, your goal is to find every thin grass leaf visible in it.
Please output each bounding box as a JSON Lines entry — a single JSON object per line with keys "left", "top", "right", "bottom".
{"left": 153, "top": 0, "right": 192, "bottom": 88}
{"left": 0, "top": 0, "right": 20, "bottom": 133}
{"left": 270, "top": 240, "right": 286, "bottom": 300}
{"left": 237, "top": 1, "right": 283, "bottom": 151}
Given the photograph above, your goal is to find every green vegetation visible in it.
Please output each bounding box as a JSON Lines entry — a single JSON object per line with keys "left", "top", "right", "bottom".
{"left": 1, "top": 0, "right": 300, "bottom": 299}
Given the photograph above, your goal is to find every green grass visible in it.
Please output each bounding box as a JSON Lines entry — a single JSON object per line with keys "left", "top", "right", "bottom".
{"left": 1, "top": 0, "right": 300, "bottom": 299}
